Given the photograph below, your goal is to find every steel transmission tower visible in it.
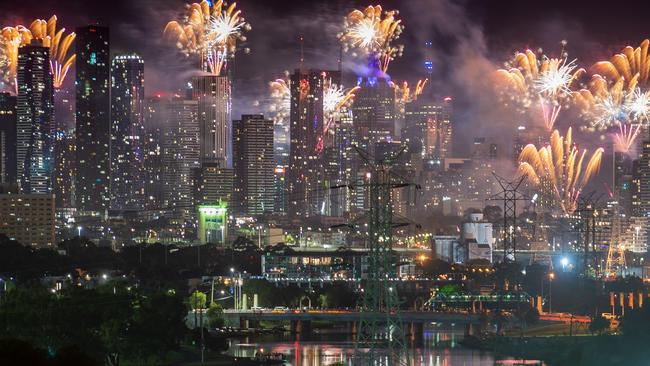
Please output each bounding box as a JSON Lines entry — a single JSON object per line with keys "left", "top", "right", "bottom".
{"left": 342, "top": 147, "right": 414, "bottom": 366}
{"left": 575, "top": 192, "right": 604, "bottom": 276}
{"left": 488, "top": 173, "right": 527, "bottom": 262}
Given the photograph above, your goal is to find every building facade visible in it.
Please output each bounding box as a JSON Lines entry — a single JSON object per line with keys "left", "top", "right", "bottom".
{"left": 161, "top": 98, "right": 200, "bottom": 216}
{"left": 110, "top": 54, "right": 145, "bottom": 210}
{"left": 192, "top": 75, "right": 230, "bottom": 166}
{"left": 75, "top": 25, "right": 111, "bottom": 213}
{"left": 16, "top": 40, "right": 54, "bottom": 195}
{"left": 0, "top": 93, "right": 17, "bottom": 185}
{"left": 0, "top": 191, "right": 56, "bottom": 247}
{"left": 233, "top": 114, "right": 274, "bottom": 215}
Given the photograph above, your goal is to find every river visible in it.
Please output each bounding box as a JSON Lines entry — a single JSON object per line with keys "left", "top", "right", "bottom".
{"left": 226, "top": 323, "right": 501, "bottom": 366}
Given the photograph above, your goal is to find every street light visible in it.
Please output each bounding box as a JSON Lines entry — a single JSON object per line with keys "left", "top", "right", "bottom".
{"left": 548, "top": 272, "right": 555, "bottom": 313}
{"left": 77, "top": 226, "right": 82, "bottom": 237}
{"left": 561, "top": 257, "right": 569, "bottom": 270}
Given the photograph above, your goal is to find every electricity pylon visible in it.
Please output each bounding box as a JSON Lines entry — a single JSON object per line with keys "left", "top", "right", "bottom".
{"left": 488, "top": 173, "right": 527, "bottom": 262}
{"left": 339, "top": 146, "right": 414, "bottom": 366}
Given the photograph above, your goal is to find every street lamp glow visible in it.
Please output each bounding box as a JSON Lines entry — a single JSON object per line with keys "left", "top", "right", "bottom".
{"left": 561, "top": 257, "right": 569, "bottom": 267}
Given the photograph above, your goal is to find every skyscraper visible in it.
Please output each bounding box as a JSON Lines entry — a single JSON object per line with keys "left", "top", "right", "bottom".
{"left": 191, "top": 75, "right": 230, "bottom": 166}
{"left": 0, "top": 93, "right": 17, "bottom": 185}
{"left": 110, "top": 54, "right": 145, "bottom": 211}
{"left": 233, "top": 114, "right": 274, "bottom": 216}
{"left": 352, "top": 76, "right": 395, "bottom": 146}
{"left": 403, "top": 96, "right": 453, "bottom": 160}
{"left": 632, "top": 141, "right": 650, "bottom": 217}
{"left": 53, "top": 89, "right": 76, "bottom": 208}
{"left": 16, "top": 40, "right": 54, "bottom": 194}
{"left": 161, "top": 97, "right": 200, "bottom": 216}
{"left": 143, "top": 95, "right": 166, "bottom": 210}
{"left": 286, "top": 69, "right": 339, "bottom": 217}
{"left": 75, "top": 25, "right": 110, "bottom": 213}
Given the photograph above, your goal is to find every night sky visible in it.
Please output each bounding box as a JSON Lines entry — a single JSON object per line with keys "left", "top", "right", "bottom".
{"left": 2, "top": 0, "right": 649, "bottom": 166}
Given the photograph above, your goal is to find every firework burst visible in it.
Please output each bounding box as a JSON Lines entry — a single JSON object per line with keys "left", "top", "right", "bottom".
{"left": 626, "top": 87, "right": 650, "bottom": 122}
{"left": 591, "top": 39, "right": 650, "bottom": 90}
{"left": 338, "top": 5, "right": 404, "bottom": 73}
{"left": 0, "top": 26, "right": 32, "bottom": 90}
{"left": 268, "top": 76, "right": 290, "bottom": 125}
{"left": 316, "top": 79, "right": 360, "bottom": 153}
{"left": 573, "top": 75, "right": 632, "bottom": 130}
{"left": 29, "top": 16, "right": 76, "bottom": 89}
{"left": 518, "top": 127, "right": 604, "bottom": 214}
{"left": 613, "top": 122, "right": 641, "bottom": 154}
{"left": 164, "top": 0, "right": 250, "bottom": 76}
{"left": 494, "top": 49, "right": 584, "bottom": 131}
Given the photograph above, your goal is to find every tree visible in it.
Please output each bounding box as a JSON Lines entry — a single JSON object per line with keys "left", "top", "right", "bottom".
{"left": 189, "top": 290, "right": 207, "bottom": 329}
{"left": 207, "top": 302, "right": 224, "bottom": 328}
{"left": 482, "top": 205, "right": 503, "bottom": 223}
{"left": 589, "top": 315, "right": 609, "bottom": 335}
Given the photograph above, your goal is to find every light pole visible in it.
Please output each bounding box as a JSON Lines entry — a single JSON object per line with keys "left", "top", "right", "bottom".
{"left": 230, "top": 268, "right": 242, "bottom": 310}
{"left": 77, "top": 226, "right": 82, "bottom": 237}
{"left": 548, "top": 272, "right": 555, "bottom": 313}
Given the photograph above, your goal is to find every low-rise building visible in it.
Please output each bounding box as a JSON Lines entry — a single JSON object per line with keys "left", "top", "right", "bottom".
{"left": 0, "top": 190, "right": 56, "bottom": 247}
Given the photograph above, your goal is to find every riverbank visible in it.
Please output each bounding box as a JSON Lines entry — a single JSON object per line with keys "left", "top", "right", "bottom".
{"left": 462, "top": 334, "right": 650, "bottom": 366}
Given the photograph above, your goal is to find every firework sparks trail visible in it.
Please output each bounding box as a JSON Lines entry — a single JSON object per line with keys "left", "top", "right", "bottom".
{"left": 338, "top": 5, "right": 404, "bottom": 73}
{"left": 164, "top": 0, "right": 250, "bottom": 76}
{"left": 268, "top": 77, "right": 290, "bottom": 125}
{"left": 592, "top": 39, "right": 650, "bottom": 90}
{"left": 0, "top": 26, "right": 32, "bottom": 91}
{"left": 29, "top": 16, "right": 76, "bottom": 89}
{"left": 626, "top": 87, "right": 650, "bottom": 122}
{"left": 541, "top": 100, "right": 562, "bottom": 131}
{"left": 393, "top": 79, "right": 427, "bottom": 115}
{"left": 572, "top": 75, "right": 638, "bottom": 130}
{"left": 316, "top": 79, "right": 360, "bottom": 153}
{"left": 613, "top": 121, "right": 641, "bottom": 154}
{"left": 494, "top": 48, "right": 583, "bottom": 131}
{"left": 518, "top": 127, "right": 604, "bottom": 214}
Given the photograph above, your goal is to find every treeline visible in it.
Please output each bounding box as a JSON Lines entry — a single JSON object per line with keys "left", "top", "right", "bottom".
{"left": 0, "top": 283, "right": 187, "bottom": 365}
{"left": 0, "top": 235, "right": 261, "bottom": 282}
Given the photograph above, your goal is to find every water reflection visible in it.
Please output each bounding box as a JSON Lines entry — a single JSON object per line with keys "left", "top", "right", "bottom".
{"left": 228, "top": 324, "right": 496, "bottom": 366}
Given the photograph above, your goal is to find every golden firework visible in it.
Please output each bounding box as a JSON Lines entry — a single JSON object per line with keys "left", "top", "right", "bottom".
{"left": 29, "top": 15, "right": 76, "bottom": 89}
{"left": 0, "top": 26, "right": 32, "bottom": 88}
{"left": 494, "top": 49, "right": 584, "bottom": 130}
{"left": 338, "top": 5, "right": 404, "bottom": 73}
{"left": 164, "top": 0, "right": 250, "bottom": 76}
{"left": 518, "top": 127, "right": 604, "bottom": 214}
{"left": 591, "top": 39, "right": 650, "bottom": 89}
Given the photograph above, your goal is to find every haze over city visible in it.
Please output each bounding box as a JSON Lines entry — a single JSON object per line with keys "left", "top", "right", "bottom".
{"left": 2, "top": 1, "right": 650, "bottom": 365}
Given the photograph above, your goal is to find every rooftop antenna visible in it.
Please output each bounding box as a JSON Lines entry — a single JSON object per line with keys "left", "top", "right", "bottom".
{"left": 338, "top": 44, "right": 342, "bottom": 72}
{"left": 299, "top": 35, "right": 305, "bottom": 72}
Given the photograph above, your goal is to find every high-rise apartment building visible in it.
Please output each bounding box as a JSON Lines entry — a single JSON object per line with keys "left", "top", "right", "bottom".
{"left": 191, "top": 75, "right": 230, "bottom": 165}
{"left": 110, "top": 54, "right": 145, "bottom": 210}
{"left": 75, "top": 25, "right": 110, "bottom": 213}
{"left": 16, "top": 40, "right": 54, "bottom": 194}
{"left": 403, "top": 96, "right": 453, "bottom": 160}
{"left": 143, "top": 96, "right": 166, "bottom": 210}
{"left": 0, "top": 93, "right": 17, "bottom": 185}
{"left": 161, "top": 98, "right": 200, "bottom": 216}
{"left": 53, "top": 89, "right": 75, "bottom": 208}
{"left": 632, "top": 141, "right": 650, "bottom": 217}
{"left": 352, "top": 76, "right": 395, "bottom": 146}
{"left": 286, "top": 69, "right": 339, "bottom": 217}
{"left": 233, "top": 114, "right": 274, "bottom": 215}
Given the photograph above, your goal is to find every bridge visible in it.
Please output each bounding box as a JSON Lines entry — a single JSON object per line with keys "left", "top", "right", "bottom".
{"left": 223, "top": 309, "right": 484, "bottom": 335}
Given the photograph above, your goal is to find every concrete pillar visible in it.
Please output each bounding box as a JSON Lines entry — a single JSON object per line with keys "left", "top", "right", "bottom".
{"left": 301, "top": 320, "right": 312, "bottom": 335}
{"left": 248, "top": 319, "right": 260, "bottom": 329}
{"left": 290, "top": 320, "right": 298, "bottom": 333}
{"left": 239, "top": 317, "right": 248, "bottom": 329}
{"left": 347, "top": 321, "right": 357, "bottom": 334}
{"left": 465, "top": 323, "right": 474, "bottom": 337}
